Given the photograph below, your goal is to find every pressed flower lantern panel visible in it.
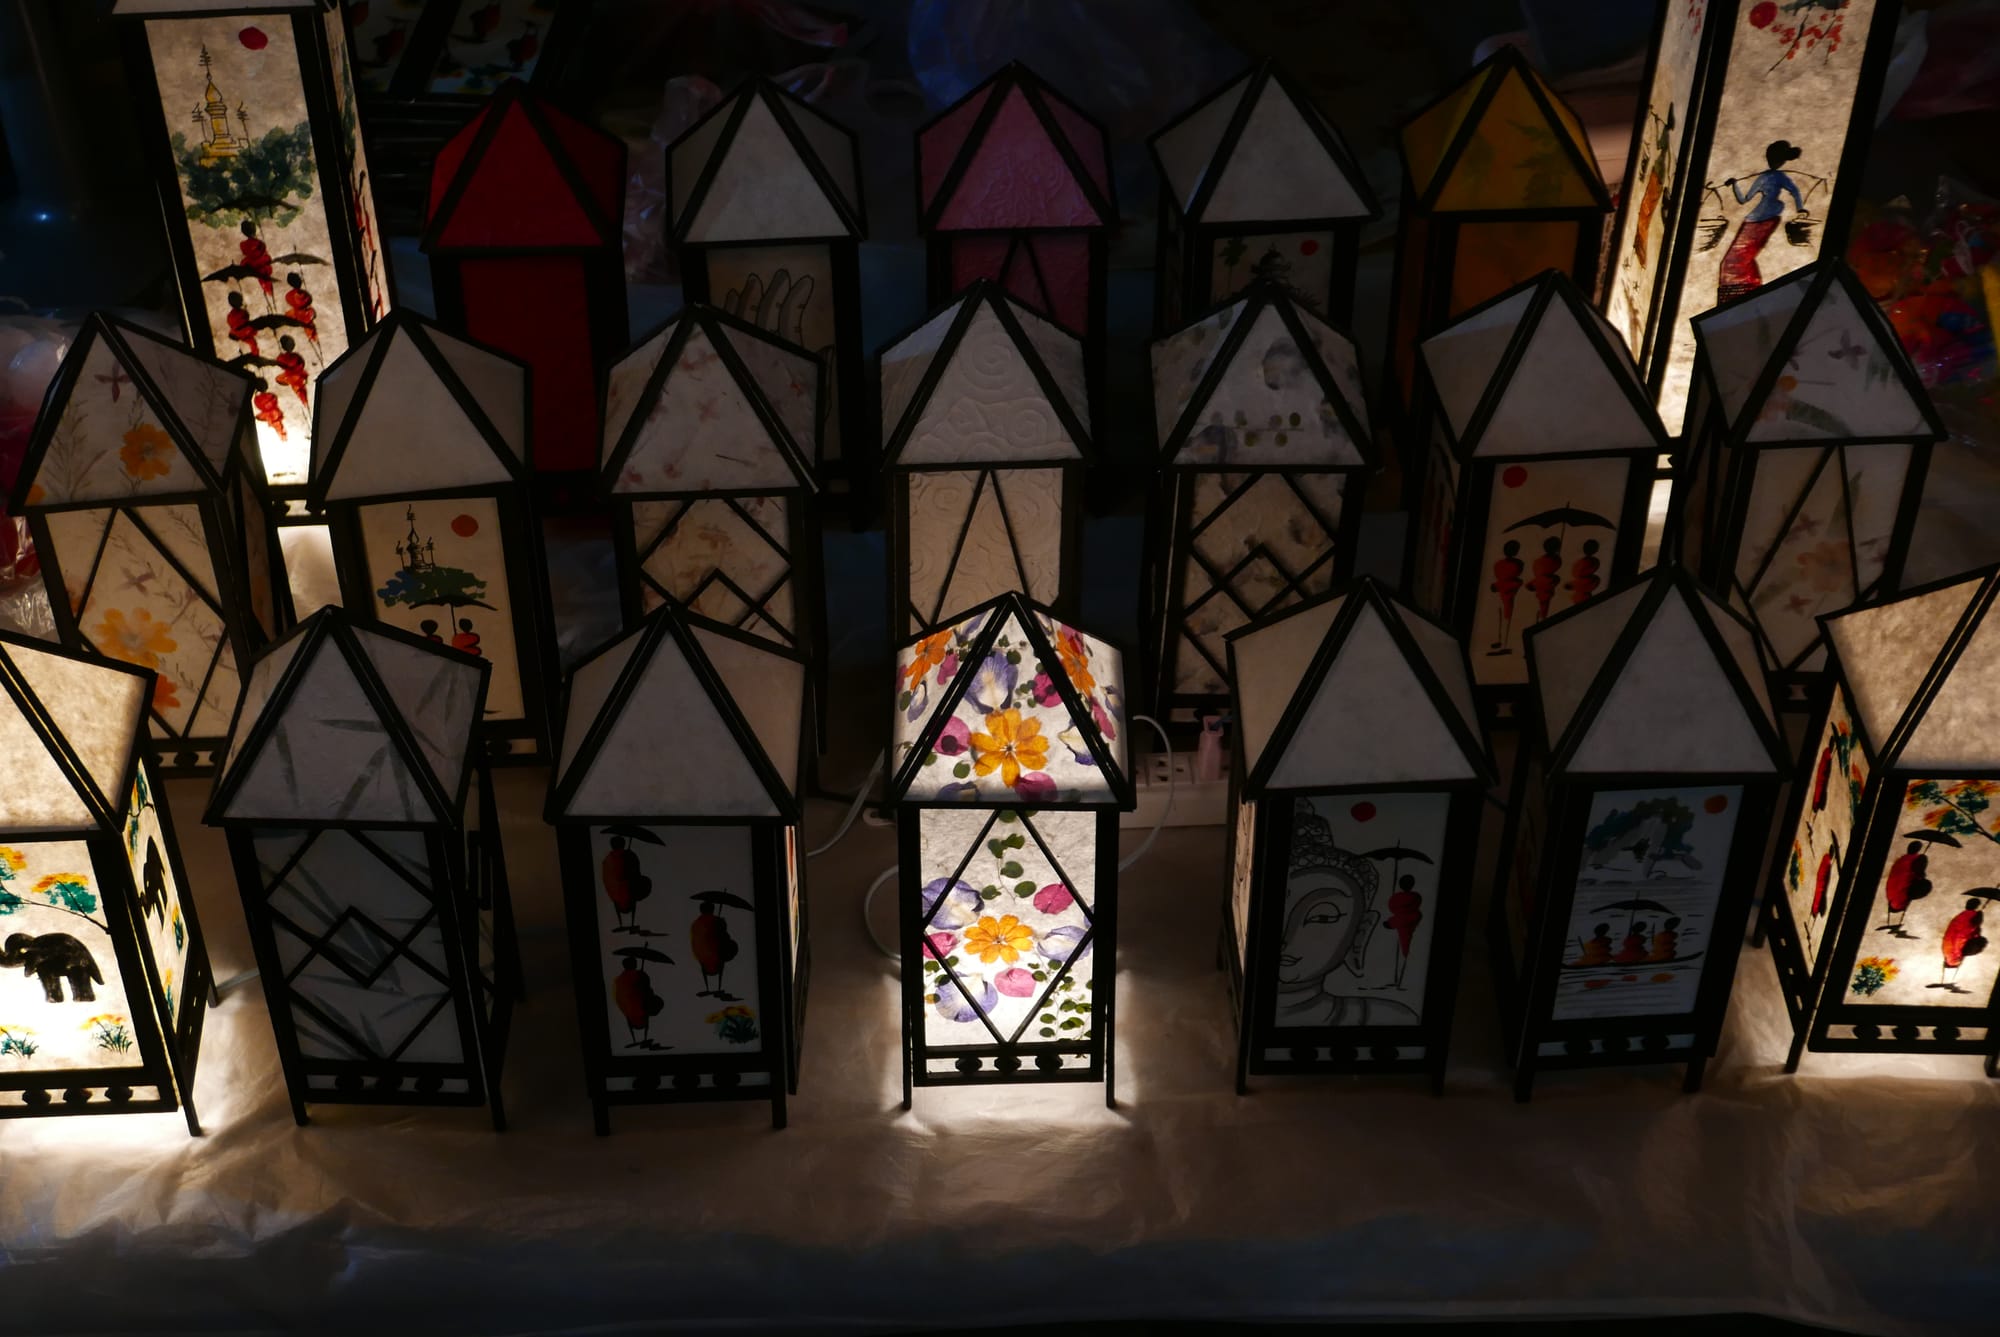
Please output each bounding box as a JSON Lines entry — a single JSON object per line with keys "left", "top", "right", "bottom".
{"left": 1605, "top": 0, "right": 1901, "bottom": 433}
{"left": 116, "top": 0, "right": 391, "bottom": 485}
{"left": 1149, "top": 280, "right": 1374, "bottom": 715}
{"left": 14, "top": 313, "right": 286, "bottom": 772}
{"left": 890, "top": 592, "right": 1134, "bottom": 1101}
{"left": 1388, "top": 45, "right": 1609, "bottom": 412}
{"left": 1409, "top": 271, "right": 1666, "bottom": 712}
{"left": 310, "top": 309, "right": 554, "bottom": 761}
{"left": 1149, "top": 61, "right": 1378, "bottom": 331}
{"left": 548, "top": 601, "right": 808, "bottom": 1132}
{"left": 1497, "top": 568, "right": 1787, "bottom": 1099}
{"left": 881, "top": 282, "right": 1093, "bottom": 635}
{"left": 1679, "top": 262, "right": 1943, "bottom": 703}
{"left": 1762, "top": 568, "right": 2000, "bottom": 1073}
{"left": 207, "top": 609, "right": 518, "bottom": 1127}
{"left": 917, "top": 63, "right": 1114, "bottom": 358}
{"left": 669, "top": 79, "right": 864, "bottom": 486}
{"left": 1223, "top": 578, "right": 1492, "bottom": 1092}
{"left": 0, "top": 632, "right": 211, "bottom": 1130}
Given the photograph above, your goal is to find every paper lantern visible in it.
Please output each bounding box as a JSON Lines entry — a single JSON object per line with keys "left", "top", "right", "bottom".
{"left": 881, "top": 282, "right": 1092, "bottom": 636}
{"left": 1760, "top": 567, "right": 2000, "bottom": 1073}
{"left": 916, "top": 63, "right": 1115, "bottom": 362}
{"left": 601, "top": 305, "right": 823, "bottom": 667}
{"left": 115, "top": 0, "right": 392, "bottom": 488}
{"left": 13, "top": 314, "right": 286, "bottom": 772}
{"left": 1148, "top": 61, "right": 1378, "bottom": 332}
{"left": 547, "top": 600, "right": 809, "bottom": 1132}
{"left": 423, "top": 79, "right": 627, "bottom": 485}
{"left": 0, "top": 632, "right": 211, "bottom": 1132}
{"left": 889, "top": 592, "right": 1134, "bottom": 1100}
{"left": 669, "top": 79, "right": 864, "bottom": 489}
{"left": 1408, "top": 270, "right": 1666, "bottom": 716}
{"left": 1387, "top": 46, "right": 1609, "bottom": 413}
{"left": 1148, "top": 281, "right": 1375, "bottom": 718}
{"left": 1496, "top": 568, "right": 1787, "bottom": 1098}
{"left": 1222, "top": 577, "right": 1492, "bottom": 1092}
{"left": 308, "top": 309, "right": 555, "bottom": 762}
{"left": 1677, "top": 261, "right": 1943, "bottom": 705}
{"left": 1604, "top": 0, "right": 1903, "bottom": 433}
{"left": 206, "top": 609, "right": 517, "bottom": 1127}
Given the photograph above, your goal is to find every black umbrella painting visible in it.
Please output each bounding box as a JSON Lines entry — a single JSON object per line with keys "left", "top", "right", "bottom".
{"left": 603, "top": 824, "right": 665, "bottom": 846}
{"left": 1361, "top": 843, "right": 1433, "bottom": 894}
{"left": 1504, "top": 503, "right": 1616, "bottom": 542}
{"left": 1900, "top": 830, "right": 1963, "bottom": 849}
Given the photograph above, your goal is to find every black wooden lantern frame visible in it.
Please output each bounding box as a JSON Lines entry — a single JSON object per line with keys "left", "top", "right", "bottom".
{"left": 207, "top": 611, "right": 519, "bottom": 1128}
{"left": 0, "top": 633, "right": 212, "bottom": 1132}
{"left": 1148, "top": 60, "right": 1378, "bottom": 334}
{"left": 1492, "top": 569, "right": 1788, "bottom": 1100}
{"left": 1223, "top": 578, "right": 1493, "bottom": 1093}
{"left": 308, "top": 309, "right": 557, "bottom": 764}
{"left": 548, "top": 602, "right": 810, "bottom": 1132}
{"left": 1676, "top": 262, "right": 1944, "bottom": 706}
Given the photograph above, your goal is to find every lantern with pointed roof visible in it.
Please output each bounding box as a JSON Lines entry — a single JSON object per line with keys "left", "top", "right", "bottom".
{"left": 916, "top": 63, "right": 1115, "bottom": 368}
{"left": 881, "top": 283, "right": 1092, "bottom": 636}
{"left": 1408, "top": 270, "right": 1666, "bottom": 716}
{"left": 1387, "top": 46, "right": 1610, "bottom": 414}
{"left": 888, "top": 592, "right": 1135, "bottom": 1100}
{"left": 547, "top": 600, "right": 809, "bottom": 1132}
{"left": 1148, "top": 61, "right": 1378, "bottom": 333}
{"left": 1604, "top": 0, "right": 1903, "bottom": 435}
{"left": 1221, "top": 578, "right": 1492, "bottom": 1093}
{"left": 601, "top": 306, "right": 824, "bottom": 677}
{"left": 206, "top": 608, "right": 517, "bottom": 1127}
{"left": 1494, "top": 568, "right": 1787, "bottom": 1100}
{"left": 1147, "top": 281, "right": 1375, "bottom": 719}
{"left": 1677, "top": 262, "right": 1943, "bottom": 706}
{"left": 13, "top": 313, "right": 287, "bottom": 773}
{"left": 0, "top": 631, "right": 212, "bottom": 1131}
{"left": 1759, "top": 567, "right": 2000, "bottom": 1075}
{"left": 423, "top": 79, "right": 626, "bottom": 486}
{"left": 309, "top": 309, "right": 554, "bottom": 763}
{"left": 114, "top": 0, "right": 392, "bottom": 488}
{"left": 669, "top": 78, "right": 865, "bottom": 490}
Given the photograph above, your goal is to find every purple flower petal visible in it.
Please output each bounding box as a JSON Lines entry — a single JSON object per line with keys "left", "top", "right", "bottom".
{"left": 967, "top": 653, "right": 1018, "bottom": 713}
{"left": 933, "top": 973, "right": 997, "bottom": 1023}
{"left": 923, "top": 879, "right": 982, "bottom": 928}
{"left": 938, "top": 780, "right": 981, "bottom": 801}
{"left": 1037, "top": 924, "right": 1092, "bottom": 963}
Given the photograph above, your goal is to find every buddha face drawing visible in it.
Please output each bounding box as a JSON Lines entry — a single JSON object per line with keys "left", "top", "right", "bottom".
{"left": 1280, "top": 863, "right": 1372, "bottom": 986}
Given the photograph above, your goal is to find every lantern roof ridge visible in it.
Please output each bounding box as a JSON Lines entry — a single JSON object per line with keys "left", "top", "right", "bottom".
{"left": 12, "top": 312, "right": 257, "bottom": 511}
{"left": 1152, "top": 279, "right": 1373, "bottom": 469}
{"left": 0, "top": 628, "right": 151, "bottom": 834}
{"left": 1398, "top": 43, "right": 1609, "bottom": 214}
{"left": 1227, "top": 577, "right": 1492, "bottom": 795}
{"left": 307, "top": 310, "right": 529, "bottom": 506}
{"left": 878, "top": 281, "right": 1093, "bottom": 468}
{"left": 1526, "top": 566, "right": 1788, "bottom": 778}
{"left": 207, "top": 609, "right": 490, "bottom": 826}
{"left": 887, "top": 591, "right": 1133, "bottom": 808}
{"left": 1149, "top": 61, "right": 1378, "bottom": 226}
{"left": 917, "top": 62, "right": 1115, "bottom": 233}
{"left": 601, "top": 303, "right": 821, "bottom": 497}
{"left": 422, "top": 79, "right": 623, "bottom": 253}
{"left": 1823, "top": 565, "right": 2000, "bottom": 769}
{"left": 548, "top": 598, "right": 804, "bottom": 823}
{"left": 668, "top": 78, "right": 864, "bottom": 243}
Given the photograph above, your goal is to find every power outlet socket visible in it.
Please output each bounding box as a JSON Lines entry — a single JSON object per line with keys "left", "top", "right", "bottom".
{"left": 1121, "top": 748, "right": 1228, "bottom": 828}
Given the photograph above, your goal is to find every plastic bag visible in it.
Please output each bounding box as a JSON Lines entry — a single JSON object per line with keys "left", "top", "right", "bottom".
{"left": 0, "top": 315, "right": 71, "bottom": 632}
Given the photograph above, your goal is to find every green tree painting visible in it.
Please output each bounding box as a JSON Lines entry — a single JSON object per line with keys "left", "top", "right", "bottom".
{"left": 173, "top": 123, "right": 317, "bottom": 229}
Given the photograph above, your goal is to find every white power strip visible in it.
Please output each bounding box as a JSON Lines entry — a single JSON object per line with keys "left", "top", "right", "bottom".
{"left": 1120, "top": 748, "right": 1228, "bottom": 829}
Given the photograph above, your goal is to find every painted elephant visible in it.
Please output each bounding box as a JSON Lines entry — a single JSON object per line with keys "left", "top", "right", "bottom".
{"left": 2, "top": 933, "right": 103, "bottom": 1003}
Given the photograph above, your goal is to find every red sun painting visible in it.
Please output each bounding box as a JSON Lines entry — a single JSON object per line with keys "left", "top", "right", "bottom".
{"left": 451, "top": 513, "right": 479, "bottom": 538}
{"left": 1704, "top": 793, "right": 1731, "bottom": 814}
{"left": 1501, "top": 464, "right": 1529, "bottom": 488}
{"left": 1350, "top": 801, "right": 1377, "bottom": 823}
{"left": 239, "top": 27, "right": 268, "bottom": 50}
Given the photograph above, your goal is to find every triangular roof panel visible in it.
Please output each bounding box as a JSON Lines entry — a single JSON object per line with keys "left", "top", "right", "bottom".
{"left": 1896, "top": 577, "right": 2000, "bottom": 771}
{"left": 671, "top": 82, "right": 861, "bottom": 243}
{"left": 0, "top": 634, "right": 148, "bottom": 831}
{"left": 1402, "top": 49, "right": 1607, "bottom": 214}
{"left": 1825, "top": 572, "right": 1986, "bottom": 756}
{"left": 920, "top": 65, "right": 1113, "bottom": 232}
{"left": 424, "top": 81, "right": 622, "bottom": 252}
{"left": 1153, "top": 65, "right": 1374, "bottom": 225}
{"left": 116, "top": 319, "right": 251, "bottom": 476}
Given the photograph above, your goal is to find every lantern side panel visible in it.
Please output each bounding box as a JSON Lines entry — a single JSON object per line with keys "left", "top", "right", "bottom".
{"left": 142, "top": 18, "right": 349, "bottom": 484}
{"left": 589, "top": 824, "right": 765, "bottom": 1056}
{"left": 1272, "top": 792, "right": 1449, "bottom": 1027}
{"left": 117, "top": 330, "right": 248, "bottom": 475}
{"left": 0, "top": 840, "right": 148, "bottom": 1072}
{"left": 1741, "top": 447, "right": 1856, "bottom": 668}
{"left": 1549, "top": 784, "right": 1744, "bottom": 1020}
{"left": 358, "top": 497, "right": 522, "bottom": 721}
{"left": 1744, "top": 276, "right": 1931, "bottom": 442}
{"left": 690, "top": 624, "right": 804, "bottom": 796}
{"left": 917, "top": 807, "right": 1096, "bottom": 1052}
{"left": 1230, "top": 796, "right": 1256, "bottom": 975}
{"left": 1151, "top": 301, "right": 1242, "bottom": 449}
{"left": 1230, "top": 594, "right": 1344, "bottom": 775}
{"left": 632, "top": 496, "right": 797, "bottom": 646}
{"left": 1841, "top": 779, "right": 2000, "bottom": 1008}
{"left": 1781, "top": 687, "right": 1867, "bottom": 972}
{"left": 784, "top": 826, "right": 802, "bottom": 976}
{"left": 1410, "top": 430, "right": 1458, "bottom": 617}
{"left": 1606, "top": 0, "right": 1708, "bottom": 359}
{"left": 1471, "top": 457, "right": 1630, "bottom": 686}
{"left": 1209, "top": 232, "right": 1338, "bottom": 316}
{"left": 454, "top": 254, "right": 599, "bottom": 475}
{"left": 1499, "top": 747, "right": 1549, "bottom": 977}
{"left": 35, "top": 337, "right": 210, "bottom": 504}
{"left": 5, "top": 638, "right": 149, "bottom": 805}
{"left": 702, "top": 244, "right": 841, "bottom": 464}
{"left": 1178, "top": 473, "right": 1343, "bottom": 695}
{"left": 123, "top": 766, "right": 192, "bottom": 1028}
{"left": 1171, "top": 305, "right": 1365, "bottom": 468}
{"left": 1447, "top": 221, "right": 1580, "bottom": 323}
{"left": 321, "top": 4, "right": 390, "bottom": 326}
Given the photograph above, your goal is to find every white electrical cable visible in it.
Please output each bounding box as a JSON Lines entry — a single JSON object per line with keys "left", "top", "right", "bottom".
{"left": 807, "top": 750, "right": 886, "bottom": 858}
{"left": 861, "top": 865, "right": 900, "bottom": 960}
{"left": 1118, "top": 714, "right": 1174, "bottom": 873}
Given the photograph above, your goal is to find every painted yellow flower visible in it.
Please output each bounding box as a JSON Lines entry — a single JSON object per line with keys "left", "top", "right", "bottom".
{"left": 94, "top": 607, "right": 177, "bottom": 670}
{"left": 970, "top": 709, "right": 1049, "bottom": 788}
{"left": 32, "top": 873, "right": 88, "bottom": 896}
{"left": 119, "top": 422, "right": 176, "bottom": 480}
{"left": 0, "top": 847, "right": 25, "bottom": 873}
{"left": 962, "top": 913, "right": 1035, "bottom": 965}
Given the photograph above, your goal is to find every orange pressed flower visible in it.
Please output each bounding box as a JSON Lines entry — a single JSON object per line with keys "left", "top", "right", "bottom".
{"left": 962, "top": 914, "right": 1035, "bottom": 965}
{"left": 94, "top": 608, "right": 177, "bottom": 670}
{"left": 970, "top": 709, "right": 1049, "bottom": 788}
{"left": 906, "top": 629, "right": 953, "bottom": 685}
{"left": 119, "top": 422, "right": 176, "bottom": 481}
{"left": 151, "top": 676, "right": 181, "bottom": 715}
{"left": 1055, "top": 627, "right": 1096, "bottom": 695}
